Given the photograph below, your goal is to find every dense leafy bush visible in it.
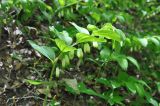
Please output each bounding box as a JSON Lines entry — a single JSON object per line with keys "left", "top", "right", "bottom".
{"left": 0, "top": 0, "right": 160, "bottom": 106}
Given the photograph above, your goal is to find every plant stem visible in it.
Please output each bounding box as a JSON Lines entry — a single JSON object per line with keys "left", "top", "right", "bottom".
{"left": 43, "top": 53, "right": 62, "bottom": 106}
{"left": 43, "top": 59, "right": 57, "bottom": 106}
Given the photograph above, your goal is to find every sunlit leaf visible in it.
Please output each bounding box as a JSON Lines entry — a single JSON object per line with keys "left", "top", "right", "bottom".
{"left": 26, "top": 80, "right": 44, "bottom": 85}
{"left": 87, "top": 24, "right": 99, "bottom": 31}
{"left": 149, "top": 37, "right": 159, "bottom": 46}
{"left": 76, "top": 33, "right": 106, "bottom": 43}
{"left": 93, "top": 29, "right": 121, "bottom": 42}
{"left": 117, "top": 58, "right": 128, "bottom": 70}
{"left": 70, "top": 22, "right": 89, "bottom": 34}
{"left": 55, "top": 39, "right": 76, "bottom": 52}
{"left": 127, "top": 56, "right": 140, "bottom": 70}
{"left": 49, "top": 26, "right": 73, "bottom": 45}
{"left": 138, "top": 38, "right": 148, "bottom": 47}
{"left": 28, "top": 40, "right": 55, "bottom": 61}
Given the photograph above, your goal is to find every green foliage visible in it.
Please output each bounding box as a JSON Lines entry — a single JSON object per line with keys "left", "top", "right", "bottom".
{"left": 28, "top": 40, "right": 55, "bottom": 62}
{"left": 1, "top": 0, "right": 160, "bottom": 106}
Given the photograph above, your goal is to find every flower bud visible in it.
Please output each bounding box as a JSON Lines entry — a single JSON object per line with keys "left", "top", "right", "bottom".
{"left": 77, "top": 48, "right": 83, "bottom": 58}
{"left": 69, "top": 50, "right": 74, "bottom": 60}
{"left": 64, "top": 55, "right": 70, "bottom": 65}
{"left": 56, "top": 67, "right": 60, "bottom": 78}
{"left": 84, "top": 43, "right": 90, "bottom": 53}
{"left": 93, "top": 42, "right": 98, "bottom": 48}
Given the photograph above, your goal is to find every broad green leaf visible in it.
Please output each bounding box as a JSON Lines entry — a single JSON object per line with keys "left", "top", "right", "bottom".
{"left": 100, "top": 48, "right": 111, "bottom": 60}
{"left": 96, "top": 78, "right": 110, "bottom": 86}
{"left": 70, "top": 22, "right": 89, "bottom": 34}
{"left": 49, "top": 26, "right": 72, "bottom": 45}
{"left": 87, "top": 24, "right": 99, "bottom": 31}
{"left": 93, "top": 29, "right": 121, "bottom": 42}
{"left": 102, "top": 23, "right": 115, "bottom": 30}
{"left": 76, "top": 33, "right": 106, "bottom": 43}
{"left": 125, "top": 82, "right": 136, "bottom": 94}
{"left": 115, "top": 29, "right": 126, "bottom": 41}
{"left": 111, "top": 81, "right": 121, "bottom": 89}
{"left": 146, "top": 93, "right": 159, "bottom": 106}
{"left": 55, "top": 39, "right": 76, "bottom": 52}
{"left": 156, "top": 82, "right": 160, "bottom": 92}
{"left": 118, "top": 71, "right": 128, "bottom": 81}
{"left": 93, "top": 23, "right": 122, "bottom": 42}
{"left": 58, "top": 0, "right": 65, "bottom": 6}
{"left": 117, "top": 58, "right": 128, "bottom": 70}
{"left": 147, "top": 98, "right": 159, "bottom": 106}
{"left": 63, "top": 78, "right": 79, "bottom": 94}
{"left": 117, "top": 15, "right": 125, "bottom": 23}
{"left": 137, "top": 80, "right": 151, "bottom": 90}
{"left": 138, "top": 38, "right": 148, "bottom": 47}
{"left": 78, "top": 82, "right": 105, "bottom": 99}
{"left": 135, "top": 83, "right": 145, "bottom": 97}
{"left": 28, "top": 40, "right": 55, "bottom": 61}
{"left": 149, "top": 37, "right": 159, "bottom": 46}
{"left": 108, "top": 92, "right": 124, "bottom": 105}
{"left": 111, "top": 54, "right": 128, "bottom": 70}
{"left": 154, "top": 36, "right": 160, "bottom": 41}
{"left": 61, "top": 31, "right": 73, "bottom": 45}
{"left": 127, "top": 56, "right": 140, "bottom": 70}
{"left": 90, "top": 12, "right": 100, "bottom": 22}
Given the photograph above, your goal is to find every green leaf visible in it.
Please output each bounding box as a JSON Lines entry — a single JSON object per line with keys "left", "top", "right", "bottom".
{"left": 100, "top": 48, "right": 111, "bottom": 60}
{"left": 87, "top": 24, "right": 99, "bottom": 31}
{"left": 28, "top": 40, "right": 55, "bottom": 61}
{"left": 125, "top": 82, "right": 136, "bottom": 94}
{"left": 55, "top": 39, "right": 76, "bottom": 52}
{"left": 49, "top": 26, "right": 72, "bottom": 45}
{"left": 138, "top": 38, "right": 148, "bottom": 47}
{"left": 137, "top": 80, "right": 151, "bottom": 90}
{"left": 63, "top": 78, "right": 79, "bottom": 94}
{"left": 111, "top": 54, "right": 128, "bottom": 70}
{"left": 76, "top": 33, "right": 106, "bottom": 43}
{"left": 78, "top": 82, "right": 105, "bottom": 99}
{"left": 135, "top": 83, "right": 145, "bottom": 97}
{"left": 26, "top": 80, "right": 54, "bottom": 86}
{"left": 111, "top": 81, "right": 121, "bottom": 89}
{"left": 70, "top": 22, "right": 89, "bottom": 34}
{"left": 146, "top": 93, "right": 159, "bottom": 106}
{"left": 93, "top": 29, "right": 121, "bottom": 42}
{"left": 127, "top": 56, "right": 140, "bottom": 70}
{"left": 149, "top": 37, "right": 159, "bottom": 46}
{"left": 108, "top": 92, "right": 124, "bottom": 105}
{"left": 156, "top": 82, "right": 160, "bottom": 92}
{"left": 58, "top": 0, "right": 65, "bottom": 6}
{"left": 117, "top": 58, "right": 128, "bottom": 70}
{"left": 115, "top": 29, "right": 126, "bottom": 41}
{"left": 93, "top": 23, "right": 122, "bottom": 42}
{"left": 96, "top": 78, "right": 110, "bottom": 87}
{"left": 26, "top": 80, "right": 44, "bottom": 85}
